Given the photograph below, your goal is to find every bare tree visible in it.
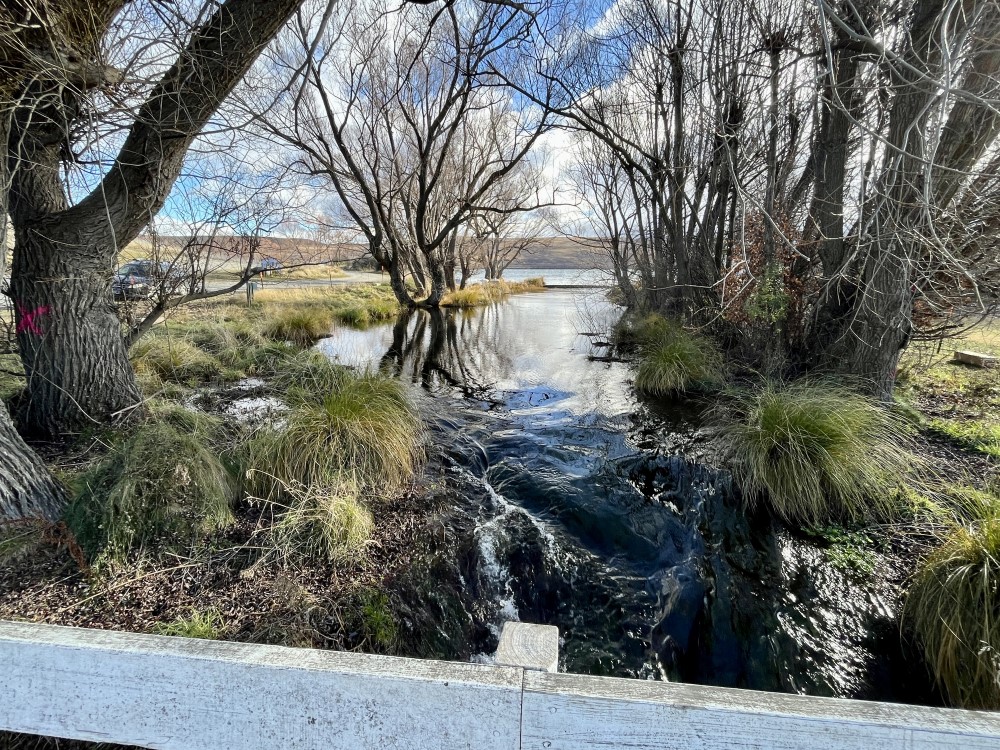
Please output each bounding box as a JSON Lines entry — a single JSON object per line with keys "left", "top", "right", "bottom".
{"left": 527, "top": 0, "right": 1000, "bottom": 394}
{"left": 262, "top": 0, "right": 552, "bottom": 307}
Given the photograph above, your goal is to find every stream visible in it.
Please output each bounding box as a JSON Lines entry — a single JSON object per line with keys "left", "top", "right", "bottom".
{"left": 316, "top": 289, "right": 939, "bottom": 704}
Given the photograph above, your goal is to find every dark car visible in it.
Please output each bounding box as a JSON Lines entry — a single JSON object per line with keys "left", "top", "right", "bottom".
{"left": 113, "top": 260, "right": 185, "bottom": 300}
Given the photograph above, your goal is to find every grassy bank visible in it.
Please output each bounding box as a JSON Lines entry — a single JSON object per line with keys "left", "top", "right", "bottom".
{"left": 617, "top": 312, "right": 998, "bottom": 708}
{"left": 129, "top": 284, "right": 400, "bottom": 391}
{"left": 441, "top": 277, "right": 545, "bottom": 308}
{"left": 897, "top": 320, "right": 1000, "bottom": 462}
{"left": 0, "top": 283, "right": 428, "bottom": 675}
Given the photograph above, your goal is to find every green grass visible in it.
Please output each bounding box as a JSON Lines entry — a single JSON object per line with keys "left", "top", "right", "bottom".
{"left": 616, "top": 314, "right": 724, "bottom": 396}
{"left": 355, "top": 588, "right": 398, "bottom": 651}
{"left": 905, "top": 487, "right": 1000, "bottom": 709}
{"left": 805, "top": 525, "right": 880, "bottom": 576}
{"left": 66, "top": 417, "right": 235, "bottom": 559}
{"left": 710, "top": 379, "right": 918, "bottom": 524}
{"left": 153, "top": 609, "right": 225, "bottom": 639}
{"left": 267, "top": 478, "right": 374, "bottom": 564}
{"left": 895, "top": 318, "right": 1000, "bottom": 457}
{"left": 246, "top": 354, "right": 422, "bottom": 498}
{"left": 928, "top": 418, "right": 1000, "bottom": 459}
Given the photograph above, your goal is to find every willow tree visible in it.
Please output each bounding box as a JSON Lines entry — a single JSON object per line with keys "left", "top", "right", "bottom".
{"left": 541, "top": 0, "right": 1000, "bottom": 395}
{"left": 264, "top": 0, "right": 551, "bottom": 307}
{"left": 0, "top": 0, "right": 305, "bottom": 520}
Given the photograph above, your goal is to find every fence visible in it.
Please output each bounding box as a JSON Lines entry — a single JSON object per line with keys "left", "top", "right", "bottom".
{"left": 2, "top": 620, "right": 999, "bottom": 749}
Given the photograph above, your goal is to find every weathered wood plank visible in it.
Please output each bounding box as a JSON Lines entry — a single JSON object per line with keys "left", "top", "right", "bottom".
{"left": 953, "top": 350, "right": 998, "bottom": 367}
{"left": 0, "top": 621, "right": 522, "bottom": 750}
{"left": 5, "top": 620, "right": 1000, "bottom": 750}
{"left": 521, "top": 671, "right": 1000, "bottom": 750}
{"left": 495, "top": 622, "right": 559, "bottom": 673}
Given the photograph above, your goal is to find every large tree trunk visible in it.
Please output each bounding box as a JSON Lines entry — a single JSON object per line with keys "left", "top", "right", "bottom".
{"left": 10, "top": 233, "right": 140, "bottom": 437}
{"left": 0, "top": 118, "right": 66, "bottom": 519}
{"left": 422, "top": 249, "right": 451, "bottom": 308}
{"left": 7, "top": 96, "right": 141, "bottom": 436}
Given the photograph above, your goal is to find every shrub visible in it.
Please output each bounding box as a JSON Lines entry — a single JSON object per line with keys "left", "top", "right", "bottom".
{"left": 246, "top": 358, "right": 422, "bottom": 496}
{"left": 130, "top": 336, "right": 220, "bottom": 383}
{"left": 906, "top": 497, "right": 1000, "bottom": 709}
{"left": 67, "top": 420, "right": 235, "bottom": 559}
{"left": 262, "top": 307, "right": 334, "bottom": 346}
{"left": 266, "top": 478, "right": 374, "bottom": 563}
{"left": 154, "top": 609, "right": 225, "bottom": 639}
{"left": 709, "top": 379, "right": 916, "bottom": 524}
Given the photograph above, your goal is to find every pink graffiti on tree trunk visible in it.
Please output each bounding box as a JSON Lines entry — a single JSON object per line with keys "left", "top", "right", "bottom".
{"left": 16, "top": 303, "right": 52, "bottom": 335}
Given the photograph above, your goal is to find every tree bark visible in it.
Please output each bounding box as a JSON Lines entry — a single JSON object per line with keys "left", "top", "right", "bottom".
{"left": 0, "top": 410, "right": 65, "bottom": 521}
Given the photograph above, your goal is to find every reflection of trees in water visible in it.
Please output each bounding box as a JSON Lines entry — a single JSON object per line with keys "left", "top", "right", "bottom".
{"left": 381, "top": 306, "right": 517, "bottom": 402}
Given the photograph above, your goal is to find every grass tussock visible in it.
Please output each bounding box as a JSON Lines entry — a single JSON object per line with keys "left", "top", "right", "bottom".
{"left": 131, "top": 336, "right": 220, "bottom": 384}
{"left": 246, "top": 353, "right": 422, "bottom": 497}
{"left": 265, "top": 478, "right": 374, "bottom": 564}
{"left": 153, "top": 609, "right": 225, "bottom": 640}
{"left": 709, "top": 379, "right": 917, "bottom": 524}
{"left": 261, "top": 306, "right": 335, "bottom": 346}
{"left": 256, "top": 285, "right": 400, "bottom": 330}
{"left": 906, "top": 487, "right": 1000, "bottom": 709}
{"left": 617, "top": 314, "right": 724, "bottom": 395}
{"left": 334, "top": 299, "right": 399, "bottom": 327}
{"left": 67, "top": 417, "right": 235, "bottom": 559}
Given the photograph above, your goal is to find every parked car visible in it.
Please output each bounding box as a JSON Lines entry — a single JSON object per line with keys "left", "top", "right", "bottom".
{"left": 113, "top": 260, "right": 184, "bottom": 300}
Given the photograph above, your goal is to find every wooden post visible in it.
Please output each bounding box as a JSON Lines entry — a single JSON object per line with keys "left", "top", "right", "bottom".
{"left": 494, "top": 622, "right": 559, "bottom": 673}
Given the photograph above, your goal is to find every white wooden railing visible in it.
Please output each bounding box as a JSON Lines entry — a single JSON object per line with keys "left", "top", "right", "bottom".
{"left": 2, "top": 619, "right": 999, "bottom": 749}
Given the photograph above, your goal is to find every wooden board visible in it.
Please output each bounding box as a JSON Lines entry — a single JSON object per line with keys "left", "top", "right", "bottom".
{"left": 953, "top": 350, "right": 998, "bottom": 367}
{"left": 4, "top": 620, "right": 1000, "bottom": 750}
{"left": 520, "top": 671, "right": 1000, "bottom": 749}
{"left": 495, "top": 622, "right": 559, "bottom": 673}
{"left": 0, "top": 621, "right": 522, "bottom": 750}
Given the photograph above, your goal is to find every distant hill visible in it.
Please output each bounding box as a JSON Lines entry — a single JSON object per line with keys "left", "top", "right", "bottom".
{"left": 508, "top": 236, "right": 609, "bottom": 269}
{"left": 124, "top": 235, "right": 606, "bottom": 269}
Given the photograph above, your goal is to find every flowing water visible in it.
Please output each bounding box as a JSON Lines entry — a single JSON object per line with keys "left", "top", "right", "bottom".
{"left": 317, "top": 289, "right": 938, "bottom": 704}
